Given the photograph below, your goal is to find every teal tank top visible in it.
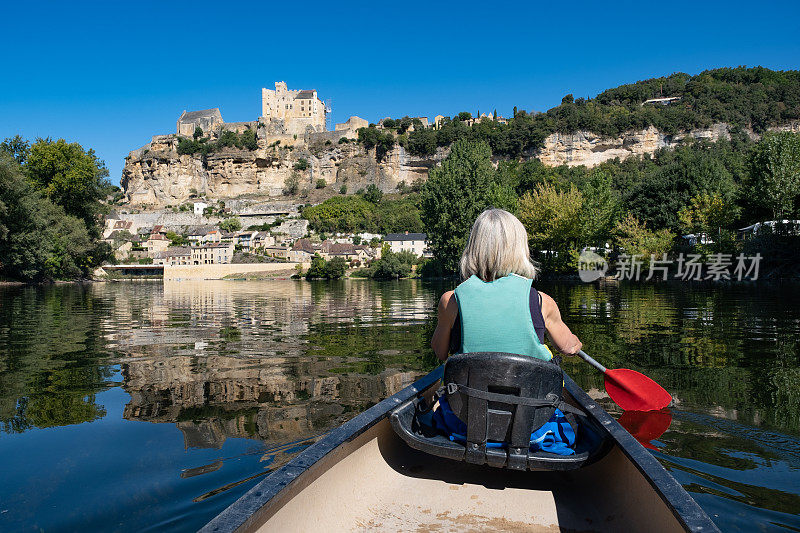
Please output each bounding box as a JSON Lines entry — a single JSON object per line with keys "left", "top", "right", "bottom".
{"left": 454, "top": 274, "right": 552, "bottom": 361}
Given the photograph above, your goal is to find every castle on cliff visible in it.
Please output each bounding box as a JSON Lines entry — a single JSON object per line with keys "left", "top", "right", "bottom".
{"left": 261, "top": 82, "right": 327, "bottom": 134}
{"left": 175, "top": 81, "right": 336, "bottom": 138}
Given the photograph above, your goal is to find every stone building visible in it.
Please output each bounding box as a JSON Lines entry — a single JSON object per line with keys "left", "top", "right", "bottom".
{"left": 384, "top": 232, "right": 428, "bottom": 257}
{"left": 155, "top": 247, "right": 192, "bottom": 266}
{"left": 191, "top": 243, "right": 234, "bottom": 265}
{"left": 335, "top": 116, "right": 369, "bottom": 136}
{"left": 177, "top": 108, "right": 223, "bottom": 136}
{"left": 261, "top": 81, "right": 326, "bottom": 134}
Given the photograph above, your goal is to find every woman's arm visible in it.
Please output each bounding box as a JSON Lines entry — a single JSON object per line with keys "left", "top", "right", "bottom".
{"left": 431, "top": 290, "right": 458, "bottom": 361}
{"left": 540, "top": 291, "right": 582, "bottom": 355}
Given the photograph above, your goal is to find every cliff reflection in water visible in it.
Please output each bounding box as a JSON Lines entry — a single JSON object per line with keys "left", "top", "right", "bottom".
{"left": 103, "top": 280, "right": 437, "bottom": 450}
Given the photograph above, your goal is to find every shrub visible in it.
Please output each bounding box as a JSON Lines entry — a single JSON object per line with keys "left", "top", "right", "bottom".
{"left": 294, "top": 158, "right": 309, "bottom": 171}
{"left": 219, "top": 217, "right": 242, "bottom": 232}
{"left": 362, "top": 184, "right": 383, "bottom": 204}
{"left": 284, "top": 173, "right": 300, "bottom": 195}
{"left": 316, "top": 178, "right": 326, "bottom": 189}
{"left": 339, "top": 184, "right": 347, "bottom": 194}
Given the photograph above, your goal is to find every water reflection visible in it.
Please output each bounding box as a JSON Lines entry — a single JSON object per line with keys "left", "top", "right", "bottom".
{"left": 106, "top": 281, "right": 436, "bottom": 451}
{"left": 0, "top": 280, "right": 798, "bottom": 532}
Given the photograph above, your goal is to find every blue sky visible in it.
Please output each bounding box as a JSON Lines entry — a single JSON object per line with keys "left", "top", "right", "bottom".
{"left": 2, "top": 1, "right": 799, "bottom": 185}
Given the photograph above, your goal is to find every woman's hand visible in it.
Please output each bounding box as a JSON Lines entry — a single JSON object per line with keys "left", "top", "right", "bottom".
{"left": 431, "top": 291, "right": 457, "bottom": 361}
{"left": 540, "top": 292, "right": 582, "bottom": 355}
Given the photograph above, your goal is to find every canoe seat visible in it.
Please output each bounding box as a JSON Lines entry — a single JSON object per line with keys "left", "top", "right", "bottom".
{"left": 390, "top": 352, "right": 610, "bottom": 471}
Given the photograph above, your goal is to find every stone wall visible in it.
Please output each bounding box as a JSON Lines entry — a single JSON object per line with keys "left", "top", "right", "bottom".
{"left": 163, "top": 262, "right": 309, "bottom": 281}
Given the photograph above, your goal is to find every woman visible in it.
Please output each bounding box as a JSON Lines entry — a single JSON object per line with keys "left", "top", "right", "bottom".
{"left": 428, "top": 208, "right": 583, "bottom": 455}
{"left": 431, "top": 208, "right": 582, "bottom": 361}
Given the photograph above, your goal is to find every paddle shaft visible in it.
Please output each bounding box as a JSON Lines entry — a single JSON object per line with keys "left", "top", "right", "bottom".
{"left": 576, "top": 350, "right": 607, "bottom": 373}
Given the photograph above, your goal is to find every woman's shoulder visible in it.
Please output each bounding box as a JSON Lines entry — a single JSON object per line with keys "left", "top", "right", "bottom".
{"left": 537, "top": 291, "right": 559, "bottom": 317}
{"left": 438, "top": 290, "right": 456, "bottom": 307}
{"left": 437, "top": 290, "right": 458, "bottom": 318}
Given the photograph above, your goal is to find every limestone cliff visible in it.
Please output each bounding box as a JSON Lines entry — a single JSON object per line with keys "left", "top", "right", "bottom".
{"left": 535, "top": 121, "right": 800, "bottom": 167}
{"left": 121, "top": 134, "right": 444, "bottom": 207}
{"left": 121, "top": 122, "right": 800, "bottom": 207}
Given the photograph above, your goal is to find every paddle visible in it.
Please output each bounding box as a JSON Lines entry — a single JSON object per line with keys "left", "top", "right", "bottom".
{"left": 576, "top": 350, "right": 672, "bottom": 411}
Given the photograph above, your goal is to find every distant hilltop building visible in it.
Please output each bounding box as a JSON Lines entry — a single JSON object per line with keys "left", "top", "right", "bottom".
{"left": 177, "top": 108, "right": 223, "bottom": 136}
{"left": 262, "top": 81, "right": 327, "bottom": 134}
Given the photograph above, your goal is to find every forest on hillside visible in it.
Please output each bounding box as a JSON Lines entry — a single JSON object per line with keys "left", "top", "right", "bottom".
{"left": 362, "top": 67, "right": 800, "bottom": 159}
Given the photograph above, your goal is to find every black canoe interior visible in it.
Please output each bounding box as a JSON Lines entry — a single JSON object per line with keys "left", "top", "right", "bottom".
{"left": 391, "top": 352, "right": 612, "bottom": 470}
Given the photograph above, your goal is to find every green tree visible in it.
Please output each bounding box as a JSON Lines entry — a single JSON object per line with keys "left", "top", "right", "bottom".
{"left": 316, "top": 178, "right": 326, "bottom": 189}
{"left": 193, "top": 126, "right": 203, "bottom": 140}
{"left": 284, "top": 172, "right": 300, "bottom": 195}
{"left": 305, "top": 255, "right": 327, "bottom": 279}
{"left": 239, "top": 128, "right": 258, "bottom": 150}
{"left": 369, "top": 249, "right": 413, "bottom": 279}
{"left": 419, "top": 139, "right": 494, "bottom": 273}
{"left": 407, "top": 128, "right": 437, "bottom": 157}
{"left": 0, "top": 155, "right": 100, "bottom": 281}
{"left": 614, "top": 214, "right": 675, "bottom": 264}
{"left": 166, "top": 231, "right": 189, "bottom": 246}
{"left": 678, "top": 192, "right": 739, "bottom": 235}
{"left": 324, "top": 256, "right": 347, "bottom": 279}
{"left": 518, "top": 183, "right": 586, "bottom": 273}
{"left": 749, "top": 131, "right": 800, "bottom": 218}
{"left": 294, "top": 158, "right": 309, "bottom": 171}
{"left": 1, "top": 135, "right": 30, "bottom": 165}
{"left": 25, "top": 138, "right": 111, "bottom": 237}
{"left": 219, "top": 217, "right": 242, "bottom": 232}
{"left": 362, "top": 184, "right": 383, "bottom": 204}
{"left": 357, "top": 127, "right": 395, "bottom": 160}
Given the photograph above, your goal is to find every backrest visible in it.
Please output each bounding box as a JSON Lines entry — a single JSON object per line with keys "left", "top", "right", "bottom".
{"left": 443, "top": 352, "right": 564, "bottom": 468}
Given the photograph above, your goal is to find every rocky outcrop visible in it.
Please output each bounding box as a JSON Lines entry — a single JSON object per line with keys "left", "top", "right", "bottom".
{"left": 121, "top": 122, "right": 800, "bottom": 207}
{"left": 121, "top": 135, "right": 446, "bottom": 207}
{"left": 535, "top": 121, "right": 800, "bottom": 167}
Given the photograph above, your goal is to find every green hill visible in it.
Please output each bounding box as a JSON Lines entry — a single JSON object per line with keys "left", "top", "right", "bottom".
{"left": 394, "top": 67, "right": 800, "bottom": 158}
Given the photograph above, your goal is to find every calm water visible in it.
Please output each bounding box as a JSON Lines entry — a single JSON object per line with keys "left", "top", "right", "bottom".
{"left": 0, "top": 280, "right": 798, "bottom": 532}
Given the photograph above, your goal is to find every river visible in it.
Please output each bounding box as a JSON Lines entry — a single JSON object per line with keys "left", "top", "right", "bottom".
{"left": 0, "top": 280, "right": 798, "bottom": 531}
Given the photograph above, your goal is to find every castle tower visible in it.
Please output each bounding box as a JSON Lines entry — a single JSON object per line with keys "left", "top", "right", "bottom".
{"left": 261, "top": 81, "right": 326, "bottom": 134}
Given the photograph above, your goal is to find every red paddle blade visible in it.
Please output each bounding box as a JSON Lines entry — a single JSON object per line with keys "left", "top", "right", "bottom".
{"left": 604, "top": 368, "right": 672, "bottom": 411}
{"left": 618, "top": 409, "right": 673, "bottom": 450}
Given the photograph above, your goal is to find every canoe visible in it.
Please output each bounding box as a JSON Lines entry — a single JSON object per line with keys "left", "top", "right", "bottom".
{"left": 201, "top": 366, "right": 720, "bottom": 533}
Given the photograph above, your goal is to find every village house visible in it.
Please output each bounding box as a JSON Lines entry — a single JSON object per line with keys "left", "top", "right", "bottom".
{"left": 103, "top": 219, "right": 135, "bottom": 239}
{"left": 193, "top": 201, "right": 209, "bottom": 215}
{"left": 252, "top": 232, "right": 276, "bottom": 250}
{"left": 384, "top": 232, "right": 428, "bottom": 257}
{"left": 263, "top": 245, "right": 291, "bottom": 260}
{"left": 187, "top": 225, "right": 215, "bottom": 243}
{"left": 290, "top": 238, "right": 317, "bottom": 262}
{"left": 191, "top": 243, "right": 234, "bottom": 265}
{"left": 326, "top": 243, "right": 375, "bottom": 264}
{"left": 146, "top": 233, "right": 171, "bottom": 256}
{"left": 234, "top": 231, "right": 253, "bottom": 249}
{"left": 203, "top": 229, "right": 222, "bottom": 244}
{"left": 154, "top": 247, "right": 192, "bottom": 266}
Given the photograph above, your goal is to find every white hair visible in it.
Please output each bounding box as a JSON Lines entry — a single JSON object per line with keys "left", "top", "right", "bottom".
{"left": 459, "top": 208, "right": 539, "bottom": 282}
